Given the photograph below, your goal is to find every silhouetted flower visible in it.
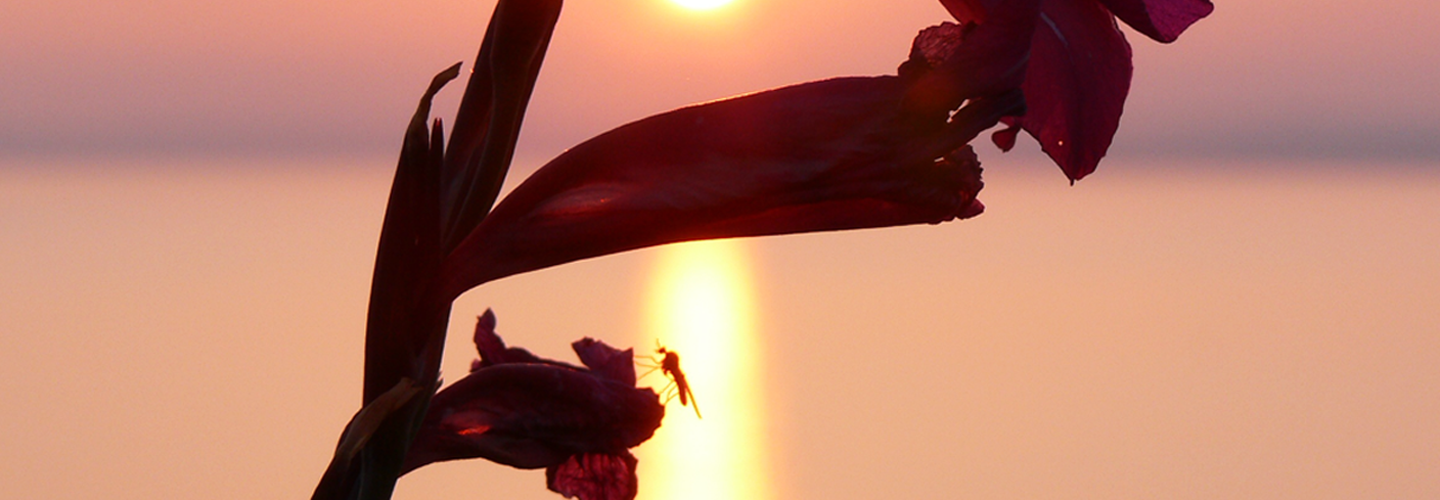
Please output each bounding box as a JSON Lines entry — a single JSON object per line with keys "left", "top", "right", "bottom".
{"left": 317, "top": 1, "right": 1210, "bottom": 498}
{"left": 929, "top": 0, "right": 1213, "bottom": 181}
{"left": 402, "top": 310, "right": 663, "bottom": 500}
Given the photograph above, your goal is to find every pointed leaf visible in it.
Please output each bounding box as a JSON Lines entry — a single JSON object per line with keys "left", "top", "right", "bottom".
{"left": 363, "top": 63, "right": 456, "bottom": 402}
{"left": 443, "top": 0, "right": 564, "bottom": 250}
{"left": 310, "top": 379, "right": 424, "bottom": 500}
{"left": 346, "top": 65, "right": 459, "bottom": 500}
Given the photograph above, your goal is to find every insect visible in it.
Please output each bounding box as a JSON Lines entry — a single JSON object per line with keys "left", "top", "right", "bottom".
{"left": 640, "top": 342, "right": 701, "bottom": 419}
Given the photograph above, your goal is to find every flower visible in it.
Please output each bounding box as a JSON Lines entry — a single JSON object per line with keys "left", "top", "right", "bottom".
{"left": 934, "top": 0, "right": 1213, "bottom": 181}
{"left": 322, "top": 1, "right": 1026, "bottom": 496}
{"left": 318, "top": 1, "right": 1211, "bottom": 498}
{"left": 402, "top": 310, "right": 664, "bottom": 500}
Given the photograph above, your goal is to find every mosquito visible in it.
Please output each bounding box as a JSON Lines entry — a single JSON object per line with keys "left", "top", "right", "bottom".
{"left": 639, "top": 342, "right": 701, "bottom": 419}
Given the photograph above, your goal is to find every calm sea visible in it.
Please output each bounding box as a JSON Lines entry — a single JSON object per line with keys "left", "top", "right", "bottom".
{"left": 3, "top": 155, "right": 1437, "bottom": 499}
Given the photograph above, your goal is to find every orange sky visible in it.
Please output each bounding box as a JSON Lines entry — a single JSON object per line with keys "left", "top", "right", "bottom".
{"left": 2, "top": 0, "right": 1438, "bottom": 159}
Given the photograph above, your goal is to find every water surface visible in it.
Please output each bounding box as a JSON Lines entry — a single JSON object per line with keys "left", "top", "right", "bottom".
{"left": 2, "top": 155, "right": 1435, "bottom": 499}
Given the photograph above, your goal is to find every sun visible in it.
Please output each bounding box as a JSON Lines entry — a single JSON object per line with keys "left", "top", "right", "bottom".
{"left": 671, "top": 0, "right": 734, "bottom": 10}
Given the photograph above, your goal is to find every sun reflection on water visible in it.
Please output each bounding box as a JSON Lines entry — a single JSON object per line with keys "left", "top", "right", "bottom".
{"left": 670, "top": 0, "right": 736, "bottom": 11}
{"left": 637, "top": 239, "right": 771, "bottom": 500}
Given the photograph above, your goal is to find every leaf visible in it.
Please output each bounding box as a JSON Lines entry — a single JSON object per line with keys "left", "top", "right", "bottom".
{"left": 442, "top": 0, "right": 565, "bottom": 249}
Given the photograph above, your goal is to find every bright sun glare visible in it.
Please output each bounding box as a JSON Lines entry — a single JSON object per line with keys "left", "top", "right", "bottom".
{"left": 639, "top": 239, "right": 771, "bottom": 500}
{"left": 671, "top": 0, "right": 735, "bottom": 10}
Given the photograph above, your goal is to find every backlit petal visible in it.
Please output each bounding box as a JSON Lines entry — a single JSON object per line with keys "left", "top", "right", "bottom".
{"left": 573, "top": 338, "right": 639, "bottom": 387}
{"left": 546, "top": 452, "right": 640, "bottom": 500}
{"left": 402, "top": 364, "right": 663, "bottom": 472}
{"left": 1013, "top": 0, "right": 1132, "bottom": 181}
{"left": 404, "top": 314, "right": 662, "bottom": 474}
{"left": 1098, "top": 0, "right": 1213, "bottom": 43}
{"left": 939, "top": 0, "right": 989, "bottom": 23}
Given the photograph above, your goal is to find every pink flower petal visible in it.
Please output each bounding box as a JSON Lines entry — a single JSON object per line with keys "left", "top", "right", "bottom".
{"left": 1013, "top": 0, "right": 1133, "bottom": 181}
{"left": 939, "top": 0, "right": 989, "bottom": 23}
{"left": 991, "top": 120, "right": 1020, "bottom": 151}
{"left": 401, "top": 364, "right": 663, "bottom": 472}
{"left": 471, "top": 308, "right": 549, "bottom": 368}
{"left": 1097, "top": 0, "right": 1213, "bottom": 43}
{"left": 404, "top": 314, "right": 663, "bottom": 475}
{"left": 572, "top": 338, "right": 638, "bottom": 387}
{"left": 546, "top": 452, "right": 640, "bottom": 500}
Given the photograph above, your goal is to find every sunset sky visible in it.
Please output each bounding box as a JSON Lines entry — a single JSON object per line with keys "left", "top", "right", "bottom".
{"left": 2, "top": 1, "right": 1438, "bottom": 500}
{"left": 4, "top": 0, "right": 1438, "bottom": 160}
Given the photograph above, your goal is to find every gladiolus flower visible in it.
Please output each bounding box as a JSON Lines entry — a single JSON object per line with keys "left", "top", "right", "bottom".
{"left": 403, "top": 310, "right": 663, "bottom": 500}
{"left": 321, "top": 3, "right": 1024, "bottom": 496}
{"left": 936, "top": 0, "right": 1212, "bottom": 181}
{"left": 318, "top": 1, "right": 1213, "bottom": 497}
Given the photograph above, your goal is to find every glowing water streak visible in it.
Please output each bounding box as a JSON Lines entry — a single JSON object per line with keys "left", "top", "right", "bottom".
{"left": 637, "top": 239, "right": 771, "bottom": 500}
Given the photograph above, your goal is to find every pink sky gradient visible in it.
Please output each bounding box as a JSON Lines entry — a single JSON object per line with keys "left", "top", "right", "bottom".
{"left": 3, "top": 0, "right": 1438, "bottom": 159}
